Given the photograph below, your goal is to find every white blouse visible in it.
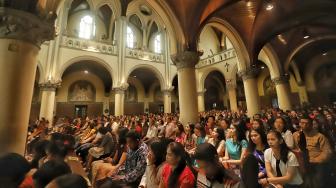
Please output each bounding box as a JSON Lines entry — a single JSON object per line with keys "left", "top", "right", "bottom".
{"left": 264, "top": 148, "right": 303, "bottom": 185}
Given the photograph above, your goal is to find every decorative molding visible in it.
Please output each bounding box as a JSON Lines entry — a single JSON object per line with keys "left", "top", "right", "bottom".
{"left": 0, "top": 8, "right": 57, "bottom": 47}
{"left": 162, "top": 87, "right": 174, "bottom": 95}
{"left": 197, "top": 89, "right": 206, "bottom": 96}
{"left": 226, "top": 82, "right": 237, "bottom": 90}
{"left": 39, "top": 80, "right": 61, "bottom": 91}
{"left": 61, "top": 36, "right": 118, "bottom": 55}
{"left": 237, "top": 67, "right": 259, "bottom": 81}
{"left": 171, "top": 51, "right": 200, "bottom": 70}
{"left": 272, "top": 74, "right": 290, "bottom": 85}
{"left": 195, "top": 48, "right": 236, "bottom": 69}
{"left": 126, "top": 48, "right": 163, "bottom": 63}
{"left": 113, "top": 83, "right": 129, "bottom": 94}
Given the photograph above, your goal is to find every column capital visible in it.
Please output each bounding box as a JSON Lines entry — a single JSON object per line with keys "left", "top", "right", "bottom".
{"left": 226, "top": 82, "right": 237, "bottom": 90}
{"left": 113, "top": 83, "right": 129, "bottom": 94}
{"left": 162, "top": 87, "right": 174, "bottom": 95}
{"left": 272, "top": 74, "right": 290, "bottom": 85}
{"left": 0, "top": 8, "right": 58, "bottom": 47}
{"left": 39, "top": 80, "right": 61, "bottom": 91}
{"left": 197, "top": 89, "right": 206, "bottom": 96}
{"left": 297, "top": 80, "right": 305, "bottom": 87}
{"left": 171, "top": 51, "right": 200, "bottom": 70}
{"left": 238, "top": 67, "right": 259, "bottom": 81}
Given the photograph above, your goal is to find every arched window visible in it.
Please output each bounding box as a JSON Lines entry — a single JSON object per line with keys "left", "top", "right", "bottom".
{"left": 79, "top": 15, "right": 95, "bottom": 39}
{"left": 154, "top": 34, "right": 161, "bottom": 53}
{"left": 127, "top": 26, "right": 134, "bottom": 48}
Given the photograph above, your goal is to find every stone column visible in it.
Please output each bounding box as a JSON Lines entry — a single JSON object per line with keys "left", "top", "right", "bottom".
{"left": 114, "top": 85, "right": 128, "bottom": 116}
{"left": 0, "top": 7, "right": 58, "bottom": 155}
{"left": 227, "top": 83, "right": 238, "bottom": 112}
{"left": 163, "top": 88, "right": 173, "bottom": 113}
{"left": 238, "top": 68, "right": 261, "bottom": 117}
{"left": 171, "top": 51, "right": 199, "bottom": 125}
{"left": 142, "top": 25, "right": 147, "bottom": 50}
{"left": 197, "top": 90, "right": 205, "bottom": 112}
{"left": 272, "top": 75, "right": 292, "bottom": 111}
{"left": 297, "top": 82, "right": 309, "bottom": 105}
{"left": 39, "top": 81, "right": 61, "bottom": 126}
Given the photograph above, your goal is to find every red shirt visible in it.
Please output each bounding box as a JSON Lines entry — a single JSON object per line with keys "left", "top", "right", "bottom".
{"left": 162, "top": 163, "right": 195, "bottom": 188}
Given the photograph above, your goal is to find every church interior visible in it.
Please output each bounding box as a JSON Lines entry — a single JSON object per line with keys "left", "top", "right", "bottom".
{"left": 0, "top": 0, "right": 336, "bottom": 188}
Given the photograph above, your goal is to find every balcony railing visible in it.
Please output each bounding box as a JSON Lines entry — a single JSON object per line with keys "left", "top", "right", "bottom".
{"left": 61, "top": 36, "right": 117, "bottom": 55}
{"left": 196, "top": 48, "right": 236, "bottom": 68}
{"left": 125, "top": 48, "right": 164, "bottom": 63}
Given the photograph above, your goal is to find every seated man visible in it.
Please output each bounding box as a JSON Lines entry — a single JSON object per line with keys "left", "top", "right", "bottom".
{"left": 98, "top": 130, "right": 148, "bottom": 187}
{"left": 295, "top": 115, "right": 333, "bottom": 188}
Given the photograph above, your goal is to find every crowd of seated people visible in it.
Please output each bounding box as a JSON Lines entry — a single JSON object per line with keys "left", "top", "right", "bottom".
{"left": 1, "top": 104, "right": 336, "bottom": 188}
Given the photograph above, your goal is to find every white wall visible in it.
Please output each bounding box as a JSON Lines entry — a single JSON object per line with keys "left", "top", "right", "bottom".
{"left": 199, "top": 26, "right": 220, "bottom": 59}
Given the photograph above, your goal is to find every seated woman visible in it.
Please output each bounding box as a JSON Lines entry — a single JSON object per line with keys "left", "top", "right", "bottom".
{"left": 222, "top": 121, "right": 248, "bottom": 174}
{"left": 159, "top": 142, "right": 195, "bottom": 188}
{"left": 208, "top": 127, "right": 226, "bottom": 157}
{"left": 247, "top": 127, "right": 269, "bottom": 178}
{"left": 91, "top": 128, "right": 128, "bottom": 187}
{"left": 139, "top": 139, "right": 173, "bottom": 188}
{"left": 75, "top": 126, "right": 104, "bottom": 162}
{"left": 259, "top": 130, "right": 303, "bottom": 188}
{"left": 175, "top": 123, "right": 186, "bottom": 145}
{"left": 187, "top": 124, "right": 208, "bottom": 155}
{"left": 194, "top": 143, "right": 241, "bottom": 188}
{"left": 86, "top": 127, "right": 117, "bottom": 169}
{"left": 184, "top": 123, "right": 195, "bottom": 151}
{"left": 274, "top": 117, "right": 295, "bottom": 149}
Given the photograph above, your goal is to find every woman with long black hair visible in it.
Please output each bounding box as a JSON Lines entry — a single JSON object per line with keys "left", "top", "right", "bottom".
{"left": 247, "top": 127, "right": 269, "bottom": 178}
{"left": 139, "top": 139, "right": 172, "bottom": 188}
{"left": 159, "top": 142, "right": 195, "bottom": 188}
{"left": 273, "top": 117, "right": 295, "bottom": 149}
{"left": 259, "top": 130, "right": 303, "bottom": 188}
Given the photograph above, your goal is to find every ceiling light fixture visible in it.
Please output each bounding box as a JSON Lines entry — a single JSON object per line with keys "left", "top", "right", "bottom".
{"left": 322, "top": 52, "right": 327, "bottom": 56}
{"left": 261, "top": 66, "right": 265, "bottom": 69}
{"left": 266, "top": 4, "right": 273, "bottom": 10}
{"left": 265, "top": 0, "right": 274, "bottom": 11}
{"left": 303, "top": 35, "right": 310, "bottom": 39}
{"left": 246, "top": 1, "right": 252, "bottom": 7}
{"left": 84, "top": 70, "right": 89, "bottom": 74}
{"left": 133, "top": 75, "right": 137, "bottom": 78}
{"left": 303, "top": 28, "right": 310, "bottom": 39}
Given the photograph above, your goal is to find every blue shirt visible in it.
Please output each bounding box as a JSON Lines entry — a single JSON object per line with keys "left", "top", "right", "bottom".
{"left": 226, "top": 138, "right": 248, "bottom": 160}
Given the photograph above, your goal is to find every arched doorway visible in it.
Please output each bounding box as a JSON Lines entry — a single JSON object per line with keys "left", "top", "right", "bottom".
{"left": 204, "top": 71, "right": 226, "bottom": 111}
{"left": 57, "top": 60, "right": 113, "bottom": 118}
{"left": 126, "top": 67, "right": 164, "bottom": 114}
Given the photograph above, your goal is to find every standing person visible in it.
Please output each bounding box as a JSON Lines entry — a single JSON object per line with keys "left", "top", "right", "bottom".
{"left": 159, "top": 142, "right": 195, "bottom": 188}
{"left": 259, "top": 130, "right": 303, "bottom": 188}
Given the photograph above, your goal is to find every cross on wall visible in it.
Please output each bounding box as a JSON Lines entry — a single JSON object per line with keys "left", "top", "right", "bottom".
{"left": 225, "top": 62, "right": 230, "bottom": 72}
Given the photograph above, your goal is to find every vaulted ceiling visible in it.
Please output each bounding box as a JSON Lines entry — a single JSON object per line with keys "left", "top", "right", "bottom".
{"left": 160, "top": 0, "right": 336, "bottom": 67}
{"left": 3, "top": 0, "right": 336, "bottom": 71}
